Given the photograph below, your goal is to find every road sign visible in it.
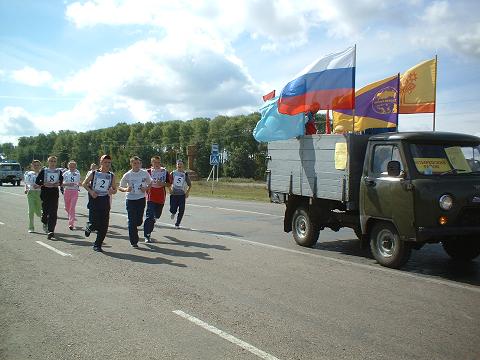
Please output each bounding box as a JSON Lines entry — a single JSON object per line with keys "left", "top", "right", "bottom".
{"left": 211, "top": 144, "right": 219, "bottom": 155}
{"left": 209, "top": 154, "right": 219, "bottom": 165}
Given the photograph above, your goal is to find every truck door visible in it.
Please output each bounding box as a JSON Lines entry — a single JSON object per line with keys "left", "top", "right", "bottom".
{"left": 362, "top": 143, "right": 415, "bottom": 240}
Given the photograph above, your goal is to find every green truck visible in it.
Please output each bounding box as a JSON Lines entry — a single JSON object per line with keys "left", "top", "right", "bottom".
{"left": 266, "top": 132, "right": 480, "bottom": 268}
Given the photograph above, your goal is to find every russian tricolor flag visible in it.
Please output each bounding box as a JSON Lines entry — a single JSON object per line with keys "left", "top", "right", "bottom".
{"left": 278, "top": 46, "right": 356, "bottom": 115}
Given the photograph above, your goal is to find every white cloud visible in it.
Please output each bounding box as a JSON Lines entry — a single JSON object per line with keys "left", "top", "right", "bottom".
{"left": 11, "top": 66, "right": 53, "bottom": 87}
{"left": 54, "top": 33, "right": 260, "bottom": 126}
{"left": 409, "top": 1, "right": 480, "bottom": 58}
{"left": 0, "top": 107, "right": 41, "bottom": 144}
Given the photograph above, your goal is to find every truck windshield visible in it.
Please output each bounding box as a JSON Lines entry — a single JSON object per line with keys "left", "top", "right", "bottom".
{"left": 410, "top": 143, "right": 480, "bottom": 175}
{"left": 0, "top": 164, "right": 21, "bottom": 171}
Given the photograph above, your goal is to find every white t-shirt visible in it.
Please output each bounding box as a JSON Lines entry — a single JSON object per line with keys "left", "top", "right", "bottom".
{"left": 62, "top": 169, "right": 81, "bottom": 190}
{"left": 120, "top": 169, "right": 152, "bottom": 200}
{"left": 24, "top": 171, "right": 39, "bottom": 191}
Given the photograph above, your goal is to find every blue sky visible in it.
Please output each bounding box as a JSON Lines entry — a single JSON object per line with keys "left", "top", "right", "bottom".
{"left": 1, "top": 0, "right": 479, "bottom": 144}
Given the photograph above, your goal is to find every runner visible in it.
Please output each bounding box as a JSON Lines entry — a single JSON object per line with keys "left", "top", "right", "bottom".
{"left": 35, "top": 156, "right": 63, "bottom": 240}
{"left": 169, "top": 159, "right": 191, "bottom": 229}
{"left": 62, "top": 160, "right": 81, "bottom": 230}
{"left": 83, "top": 155, "right": 117, "bottom": 252}
{"left": 85, "top": 163, "right": 98, "bottom": 226}
{"left": 143, "top": 155, "right": 170, "bottom": 243}
{"left": 24, "top": 160, "right": 42, "bottom": 233}
{"left": 118, "top": 156, "right": 151, "bottom": 248}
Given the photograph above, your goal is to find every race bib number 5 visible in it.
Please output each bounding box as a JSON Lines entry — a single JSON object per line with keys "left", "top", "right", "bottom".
{"left": 173, "top": 175, "right": 185, "bottom": 190}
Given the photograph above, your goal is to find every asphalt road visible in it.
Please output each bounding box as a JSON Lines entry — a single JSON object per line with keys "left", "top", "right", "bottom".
{"left": 0, "top": 185, "right": 479, "bottom": 360}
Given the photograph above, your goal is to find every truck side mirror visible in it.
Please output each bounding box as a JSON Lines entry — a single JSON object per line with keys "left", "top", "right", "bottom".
{"left": 387, "top": 160, "right": 401, "bottom": 177}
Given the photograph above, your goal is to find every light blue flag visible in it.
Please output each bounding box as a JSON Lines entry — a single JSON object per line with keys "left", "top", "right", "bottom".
{"left": 253, "top": 97, "right": 306, "bottom": 142}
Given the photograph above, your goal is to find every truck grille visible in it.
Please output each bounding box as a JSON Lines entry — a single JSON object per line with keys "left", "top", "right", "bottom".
{"left": 457, "top": 207, "right": 480, "bottom": 226}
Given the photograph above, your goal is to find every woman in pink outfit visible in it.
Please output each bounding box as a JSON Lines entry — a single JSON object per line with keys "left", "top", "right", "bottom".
{"left": 62, "top": 160, "right": 81, "bottom": 230}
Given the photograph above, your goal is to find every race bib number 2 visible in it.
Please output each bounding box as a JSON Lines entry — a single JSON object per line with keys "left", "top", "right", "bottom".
{"left": 93, "top": 178, "right": 108, "bottom": 192}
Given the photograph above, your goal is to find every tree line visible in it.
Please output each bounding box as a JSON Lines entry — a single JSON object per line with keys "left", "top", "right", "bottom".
{"left": 0, "top": 112, "right": 326, "bottom": 180}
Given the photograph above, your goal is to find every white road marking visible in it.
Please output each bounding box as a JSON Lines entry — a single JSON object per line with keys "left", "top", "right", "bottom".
{"left": 155, "top": 221, "right": 480, "bottom": 294}
{"left": 36, "top": 241, "right": 72, "bottom": 257}
{"left": 2, "top": 189, "right": 476, "bottom": 293}
{"left": 0, "top": 189, "right": 24, "bottom": 197}
{"left": 173, "top": 310, "right": 280, "bottom": 360}
{"left": 0, "top": 221, "right": 4, "bottom": 225}
{"left": 189, "top": 203, "right": 282, "bottom": 218}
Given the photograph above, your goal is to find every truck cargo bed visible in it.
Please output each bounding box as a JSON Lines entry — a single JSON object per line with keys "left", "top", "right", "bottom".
{"left": 267, "top": 134, "right": 370, "bottom": 210}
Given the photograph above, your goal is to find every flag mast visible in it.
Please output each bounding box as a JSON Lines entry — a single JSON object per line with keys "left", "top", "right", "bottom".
{"left": 396, "top": 72, "right": 400, "bottom": 133}
{"left": 353, "top": 44, "right": 357, "bottom": 134}
{"left": 432, "top": 55, "right": 438, "bottom": 131}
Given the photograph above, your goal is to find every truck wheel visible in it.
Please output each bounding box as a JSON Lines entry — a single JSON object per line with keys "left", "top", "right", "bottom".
{"left": 370, "top": 222, "right": 411, "bottom": 268}
{"left": 292, "top": 206, "right": 319, "bottom": 247}
{"left": 442, "top": 237, "right": 480, "bottom": 261}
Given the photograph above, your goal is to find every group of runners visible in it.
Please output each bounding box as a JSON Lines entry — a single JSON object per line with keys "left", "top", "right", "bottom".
{"left": 23, "top": 154, "right": 192, "bottom": 252}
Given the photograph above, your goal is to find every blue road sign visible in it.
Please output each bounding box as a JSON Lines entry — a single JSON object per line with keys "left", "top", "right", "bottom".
{"left": 211, "top": 144, "right": 219, "bottom": 155}
{"left": 209, "top": 154, "right": 219, "bottom": 165}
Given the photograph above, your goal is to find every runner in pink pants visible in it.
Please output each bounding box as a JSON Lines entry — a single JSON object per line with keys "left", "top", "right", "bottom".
{"left": 62, "top": 160, "right": 81, "bottom": 230}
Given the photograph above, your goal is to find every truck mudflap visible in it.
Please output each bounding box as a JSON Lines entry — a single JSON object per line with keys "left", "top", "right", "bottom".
{"left": 417, "top": 226, "right": 480, "bottom": 242}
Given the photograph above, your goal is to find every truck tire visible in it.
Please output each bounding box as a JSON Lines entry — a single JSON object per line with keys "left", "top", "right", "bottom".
{"left": 370, "top": 222, "right": 411, "bottom": 268}
{"left": 292, "top": 206, "right": 320, "bottom": 247}
{"left": 442, "top": 237, "right": 480, "bottom": 261}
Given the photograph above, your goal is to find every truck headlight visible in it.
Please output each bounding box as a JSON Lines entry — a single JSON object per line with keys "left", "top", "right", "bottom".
{"left": 439, "top": 194, "right": 453, "bottom": 211}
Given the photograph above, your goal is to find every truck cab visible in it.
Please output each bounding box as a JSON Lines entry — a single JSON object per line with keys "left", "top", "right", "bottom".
{"left": 0, "top": 160, "right": 23, "bottom": 186}
{"left": 360, "top": 132, "right": 480, "bottom": 267}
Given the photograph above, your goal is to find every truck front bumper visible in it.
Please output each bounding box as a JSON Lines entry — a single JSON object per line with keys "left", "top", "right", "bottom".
{"left": 417, "top": 226, "right": 480, "bottom": 242}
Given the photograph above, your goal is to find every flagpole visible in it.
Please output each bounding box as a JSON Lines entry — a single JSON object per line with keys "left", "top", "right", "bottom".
{"left": 352, "top": 109, "right": 355, "bottom": 133}
{"left": 396, "top": 72, "right": 400, "bottom": 133}
{"left": 353, "top": 44, "right": 357, "bottom": 134}
{"left": 325, "top": 109, "right": 331, "bottom": 134}
{"left": 433, "top": 55, "right": 438, "bottom": 131}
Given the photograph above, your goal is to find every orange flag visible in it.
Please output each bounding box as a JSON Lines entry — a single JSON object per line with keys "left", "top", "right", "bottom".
{"left": 399, "top": 58, "right": 436, "bottom": 113}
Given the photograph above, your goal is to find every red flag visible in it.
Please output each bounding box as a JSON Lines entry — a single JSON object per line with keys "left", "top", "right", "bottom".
{"left": 262, "top": 90, "right": 276, "bottom": 102}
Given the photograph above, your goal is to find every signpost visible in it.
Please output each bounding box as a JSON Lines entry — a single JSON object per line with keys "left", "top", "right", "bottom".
{"left": 207, "top": 144, "right": 220, "bottom": 186}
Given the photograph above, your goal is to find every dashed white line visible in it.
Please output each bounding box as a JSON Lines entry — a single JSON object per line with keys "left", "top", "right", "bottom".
{"left": 35, "top": 241, "right": 72, "bottom": 257}
{"left": 173, "top": 310, "right": 280, "bottom": 360}
{"left": 0, "top": 189, "right": 24, "bottom": 197}
{"left": 0, "top": 221, "right": 4, "bottom": 225}
{"left": 189, "top": 203, "right": 282, "bottom": 218}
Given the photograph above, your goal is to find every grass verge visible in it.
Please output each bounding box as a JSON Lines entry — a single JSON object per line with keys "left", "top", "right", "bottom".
{"left": 190, "top": 179, "right": 269, "bottom": 202}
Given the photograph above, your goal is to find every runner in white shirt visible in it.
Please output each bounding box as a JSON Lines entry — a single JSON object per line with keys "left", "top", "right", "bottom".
{"left": 118, "top": 156, "right": 152, "bottom": 248}
{"left": 24, "top": 160, "right": 42, "bottom": 233}
{"left": 62, "top": 160, "right": 81, "bottom": 230}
